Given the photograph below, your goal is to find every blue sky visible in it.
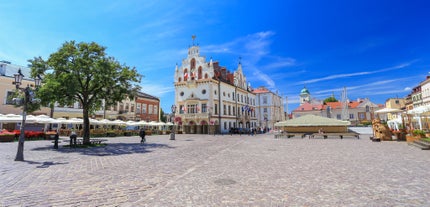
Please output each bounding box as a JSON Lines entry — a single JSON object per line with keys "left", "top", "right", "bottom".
{"left": 1, "top": 0, "right": 430, "bottom": 113}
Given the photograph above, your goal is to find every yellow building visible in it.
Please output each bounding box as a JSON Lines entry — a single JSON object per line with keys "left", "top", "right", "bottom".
{"left": 385, "top": 98, "right": 405, "bottom": 120}
{"left": 0, "top": 61, "right": 50, "bottom": 116}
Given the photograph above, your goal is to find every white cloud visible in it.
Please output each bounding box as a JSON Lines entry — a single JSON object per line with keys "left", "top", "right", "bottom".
{"left": 200, "top": 31, "right": 298, "bottom": 91}
{"left": 299, "top": 61, "right": 415, "bottom": 85}
{"left": 253, "top": 70, "right": 275, "bottom": 89}
{"left": 404, "top": 87, "right": 412, "bottom": 91}
{"left": 140, "top": 83, "right": 175, "bottom": 97}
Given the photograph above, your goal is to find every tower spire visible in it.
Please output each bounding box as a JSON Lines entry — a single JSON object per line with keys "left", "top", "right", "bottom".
{"left": 192, "top": 35, "right": 196, "bottom": 46}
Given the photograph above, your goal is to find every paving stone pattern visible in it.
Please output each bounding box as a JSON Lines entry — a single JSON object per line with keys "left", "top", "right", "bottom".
{"left": 0, "top": 133, "right": 429, "bottom": 206}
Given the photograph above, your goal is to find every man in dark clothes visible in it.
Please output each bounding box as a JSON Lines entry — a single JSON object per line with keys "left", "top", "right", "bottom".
{"left": 139, "top": 128, "right": 146, "bottom": 144}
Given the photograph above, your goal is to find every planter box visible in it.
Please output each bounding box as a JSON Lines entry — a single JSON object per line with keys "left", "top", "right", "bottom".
{"left": 406, "top": 135, "right": 421, "bottom": 143}
{"left": 0, "top": 135, "right": 15, "bottom": 142}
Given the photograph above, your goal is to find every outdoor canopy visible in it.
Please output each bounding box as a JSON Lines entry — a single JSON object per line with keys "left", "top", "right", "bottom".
{"left": 274, "top": 114, "right": 351, "bottom": 127}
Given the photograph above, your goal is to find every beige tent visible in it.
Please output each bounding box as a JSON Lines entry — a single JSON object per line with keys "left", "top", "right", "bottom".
{"left": 275, "top": 114, "right": 351, "bottom": 133}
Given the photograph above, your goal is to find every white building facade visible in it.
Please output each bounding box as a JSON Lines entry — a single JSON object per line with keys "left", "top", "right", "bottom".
{"left": 254, "top": 86, "right": 285, "bottom": 131}
{"left": 173, "top": 44, "right": 257, "bottom": 134}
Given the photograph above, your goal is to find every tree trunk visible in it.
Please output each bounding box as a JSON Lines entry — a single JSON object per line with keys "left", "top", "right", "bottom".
{"left": 83, "top": 107, "right": 91, "bottom": 145}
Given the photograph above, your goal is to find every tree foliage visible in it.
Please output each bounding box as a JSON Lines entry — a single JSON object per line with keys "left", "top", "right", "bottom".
{"left": 323, "top": 96, "right": 338, "bottom": 104}
{"left": 29, "top": 41, "right": 142, "bottom": 144}
{"left": 160, "top": 108, "right": 166, "bottom": 122}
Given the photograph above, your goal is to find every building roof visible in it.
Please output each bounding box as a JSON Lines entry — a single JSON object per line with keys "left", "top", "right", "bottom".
{"left": 323, "top": 101, "right": 360, "bottom": 110}
{"left": 293, "top": 102, "right": 323, "bottom": 112}
{"left": 137, "top": 91, "right": 159, "bottom": 100}
{"left": 300, "top": 87, "right": 310, "bottom": 95}
{"left": 275, "top": 114, "right": 350, "bottom": 126}
{"left": 294, "top": 99, "right": 381, "bottom": 112}
{"left": 253, "top": 86, "right": 270, "bottom": 94}
{"left": 0, "top": 61, "right": 32, "bottom": 79}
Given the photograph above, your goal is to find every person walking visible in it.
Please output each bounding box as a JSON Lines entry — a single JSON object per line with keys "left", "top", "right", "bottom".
{"left": 139, "top": 128, "right": 146, "bottom": 144}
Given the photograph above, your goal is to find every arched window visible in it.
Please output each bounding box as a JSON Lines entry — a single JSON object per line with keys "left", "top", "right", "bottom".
{"left": 184, "top": 68, "right": 188, "bottom": 81}
{"left": 190, "top": 58, "right": 196, "bottom": 70}
{"left": 178, "top": 77, "right": 182, "bottom": 82}
{"left": 204, "top": 73, "right": 208, "bottom": 79}
{"left": 198, "top": 66, "right": 202, "bottom": 79}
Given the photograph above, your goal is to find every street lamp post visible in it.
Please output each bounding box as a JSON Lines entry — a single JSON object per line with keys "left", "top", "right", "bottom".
{"left": 264, "top": 114, "right": 268, "bottom": 133}
{"left": 12, "top": 69, "right": 42, "bottom": 161}
{"left": 170, "top": 104, "right": 176, "bottom": 140}
{"left": 207, "top": 107, "right": 211, "bottom": 135}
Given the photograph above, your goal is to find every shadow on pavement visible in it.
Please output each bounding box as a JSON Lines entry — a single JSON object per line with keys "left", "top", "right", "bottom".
{"left": 32, "top": 142, "right": 175, "bottom": 157}
{"left": 25, "top": 160, "right": 69, "bottom": 168}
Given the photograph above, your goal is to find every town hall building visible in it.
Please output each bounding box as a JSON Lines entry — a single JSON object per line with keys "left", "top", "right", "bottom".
{"left": 173, "top": 41, "right": 257, "bottom": 134}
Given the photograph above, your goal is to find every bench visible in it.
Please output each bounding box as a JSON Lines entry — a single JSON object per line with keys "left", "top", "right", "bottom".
{"left": 310, "top": 133, "right": 360, "bottom": 139}
{"left": 274, "top": 133, "right": 306, "bottom": 139}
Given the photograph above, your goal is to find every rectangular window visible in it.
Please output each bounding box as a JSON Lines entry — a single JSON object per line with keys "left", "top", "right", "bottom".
{"left": 349, "top": 114, "right": 354, "bottom": 119}
{"left": 131, "top": 104, "right": 135, "bottom": 112}
{"left": 336, "top": 114, "right": 341, "bottom": 120}
{"left": 228, "top": 105, "right": 231, "bottom": 115}
{"left": 202, "top": 103, "right": 207, "bottom": 113}
{"left": 179, "top": 105, "right": 184, "bottom": 114}
{"left": 263, "top": 108, "right": 267, "bottom": 113}
{"left": 215, "top": 104, "right": 218, "bottom": 115}
{"left": 142, "top": 104, "right": 147, "bottom": 114}
{"left": 5, "top": 91, "right": 14, "bottom": 105}
{"left": 154, "top": 106, "right": 158, "bottom": 115}
{"left": 223, "top": 105, "right": 226, "bottom": 115}
{"left": 187, "top": 104, "right": 196, "bottom": 113}
{"left": 263, "top": 96, "right": 267, "bottom": 104}
{"left": 136, "top": 103, "right": 141, "bottom": 114}
{"left": 149, "top": 105, "right": 153, "bottom": 114}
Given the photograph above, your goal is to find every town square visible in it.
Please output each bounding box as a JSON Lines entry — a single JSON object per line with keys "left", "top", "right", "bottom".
{"left": 2, "top": 1, "right": 430, "bottom": 206}
{"left": 1, "top": 132, "right": 430, "bottom": 206}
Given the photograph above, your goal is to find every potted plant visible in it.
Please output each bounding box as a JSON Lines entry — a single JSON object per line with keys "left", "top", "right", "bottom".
{"left": 413, "top": 129, "right": 426, "bottom": 138}
{"left": 0, "top": 130, "right": 16, "bottom": 142}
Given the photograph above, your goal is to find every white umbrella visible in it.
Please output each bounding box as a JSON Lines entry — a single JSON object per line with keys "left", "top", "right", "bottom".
{"left": 34, "top": 115, "right": 57, "bottom": 124}
{"left": 89, "top": 118, "right": 101, "bottom": 125}
{"left": 148, "top": 121, "right": 159, "bottom": 126}
{"left": 0, "top": 114, "right": 28, "bottom": 123}
{"left": 407, "top": 105, "right": 430, "bottom": 114}
{"left": 111, "top": 119, "right": 126, "bottom": 125}
{"left": 125, "top": 120, "right": 140, "bottom": 126}
{"left": 375, "top": 108, "right": 403, "bottom": 114}
{"left": 134, "top": 120, "right": 149, "bottom": 126}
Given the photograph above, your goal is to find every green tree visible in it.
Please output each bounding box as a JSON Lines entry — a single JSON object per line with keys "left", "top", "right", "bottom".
{"left": 323, "top": 96, "right": 338, "bottom": 104}
{"left": 29, "top": 41, "right": 142, "bottom": 145}
{"left": 160, "top": 108, "right": 166, "bottom": 122}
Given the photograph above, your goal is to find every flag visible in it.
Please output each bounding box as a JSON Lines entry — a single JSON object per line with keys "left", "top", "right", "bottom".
{"left": 184, "top": 73, "right": 189, "bottom": 79}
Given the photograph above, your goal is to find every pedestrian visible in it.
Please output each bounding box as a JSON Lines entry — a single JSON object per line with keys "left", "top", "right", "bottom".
{"left": 70, "top": 131, "right": 77, "bottom": 147}
{"left": 53, "top": 132, "right": 59, "bottom": 149}
{"left": 139, "top": 128, "right": 146, "bottom": 144}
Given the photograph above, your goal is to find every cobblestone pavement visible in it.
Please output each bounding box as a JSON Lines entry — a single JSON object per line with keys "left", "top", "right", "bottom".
{"left": 1, "top": 133, "right": 429, "bottom": 206}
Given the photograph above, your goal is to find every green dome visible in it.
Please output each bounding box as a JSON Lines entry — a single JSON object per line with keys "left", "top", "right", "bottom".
{"left": 300, "top": 87, "right": 310, "bottom": 95}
